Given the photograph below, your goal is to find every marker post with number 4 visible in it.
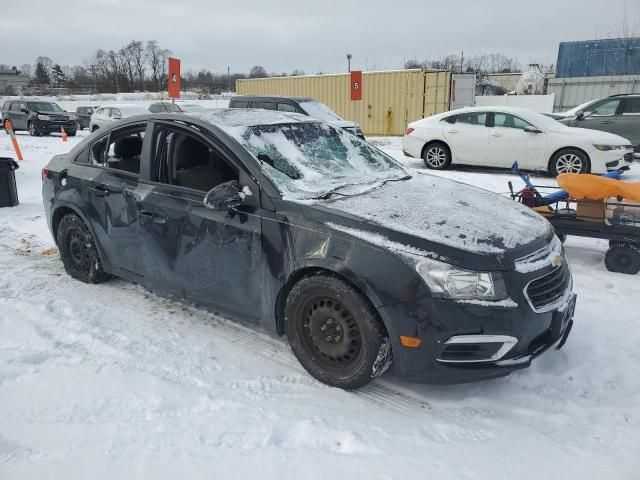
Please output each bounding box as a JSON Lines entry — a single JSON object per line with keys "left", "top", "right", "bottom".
{"left": 5, "top": 120, "right": 23, "bottom": 161}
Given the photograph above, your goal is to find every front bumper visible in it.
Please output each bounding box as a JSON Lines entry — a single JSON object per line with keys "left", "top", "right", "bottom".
{"left": 591, "top": 148, "right": 635, "bottom": 173}
{"left": 377, "top": 291, "right": 576, "bottom": 384}
{"left": 34, "top": 119, "right": 76, "bottom": 133}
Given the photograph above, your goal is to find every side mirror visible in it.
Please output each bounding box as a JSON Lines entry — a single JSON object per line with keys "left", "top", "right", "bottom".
{"left": 575, "top": 111, "right": 585, "bottom": 120}
{"left": 203, "top": 180, "right": 246, "bottom": 211}
{"left": 21, "top": 108, "right": 29, "bottom": 114}
{"left": 524, "top": 126, "right": 542, "bottom": 134}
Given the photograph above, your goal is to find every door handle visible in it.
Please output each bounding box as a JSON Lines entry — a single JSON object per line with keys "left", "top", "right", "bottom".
{"left": 88, "top": 186, "right": 110, "bottom": 197}
{"left": 138, "top": 210, "right": 167, "bottom": 224}
{"left": 491, "top": 132, "right": 503, "bottom": 137}
{"left": 601, "top": 121, "right": 614, "bottom": 125}
{"left": 446, "top": 129, "right": 459, "bottom": 134}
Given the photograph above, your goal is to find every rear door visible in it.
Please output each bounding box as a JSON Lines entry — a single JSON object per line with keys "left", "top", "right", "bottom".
{"left": 487, "top": 112, "right": 547, "bottom": 169}
{"left": 12, "top": 102, "right": 29, "bottom": 129}
{"left": 251, "top": 101, "right": 276, "bottom": 111}
{"left": 85, "top": 122, "right": 151, "bottom": 279}
{"left": 573, "top": 98, "right": 622, "bottom": 135}
{"left": 617, "top": 97, "right": 640, "bottom": 146}
{"left": 137, "top": 121, "right": 264, "bottom": 320}
{"left": 443, "top": 111, "right": 489, "bottom": 165}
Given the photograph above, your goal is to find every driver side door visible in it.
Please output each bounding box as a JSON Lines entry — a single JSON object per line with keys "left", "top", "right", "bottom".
{"left": 138, "top": 121, "right": 265, "bottom": 322}
{"left": 572, "top": 98, "right": 622, "bottom": 135}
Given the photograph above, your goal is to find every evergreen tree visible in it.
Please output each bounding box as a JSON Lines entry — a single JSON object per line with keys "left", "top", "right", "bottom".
{"left": 51, "top": 64, "right": 67, "bottom": 88}
{"left": 34, "top": 62, "right": 49, "bottom": 85}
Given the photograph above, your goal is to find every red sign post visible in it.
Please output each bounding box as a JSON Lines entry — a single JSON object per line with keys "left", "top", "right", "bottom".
{"left": 168, "top": 57, "right": 181, "bottom": 99}
{"left": 350, "top": 70, "right": 362, "bottom": 101}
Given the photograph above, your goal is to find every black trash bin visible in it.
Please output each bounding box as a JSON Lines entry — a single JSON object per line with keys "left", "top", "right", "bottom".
{"left": 0, "top": 157, "right": 20, "bottom": 207}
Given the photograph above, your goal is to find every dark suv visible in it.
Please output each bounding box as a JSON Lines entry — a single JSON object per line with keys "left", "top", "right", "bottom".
{"left": 76, "top": 106, "right": 98, "bottom": 130}
{"left": 1, "top": 100, "right": 76, "bottom": 137}
{"left": 558, "top": 94, "right": 640, "bottom": 150}
{"left": 229, "top": 95, "right": 365, "bottom": 139}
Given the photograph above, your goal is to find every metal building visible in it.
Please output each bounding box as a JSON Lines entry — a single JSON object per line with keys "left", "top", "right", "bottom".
{"left": 236, "top": 69, "right": 451, "bottom": 136}
{"left": 556, "top": 38, "right": 640, "bottom": 78}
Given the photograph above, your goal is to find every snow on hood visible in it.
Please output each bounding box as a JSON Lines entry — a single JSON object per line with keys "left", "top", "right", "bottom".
{"left": 320, "top": 173, "right": 551, "bottom": 254}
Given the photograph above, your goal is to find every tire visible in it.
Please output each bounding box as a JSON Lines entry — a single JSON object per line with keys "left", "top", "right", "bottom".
{"left": 284, "top": 274, "right": 391, "bottom": 389}
{"left": 28, "top": 121, "right": 40, "bottom": 137}
{"left": 557, "top": 233, "right": 567, "bottom": 244}
{"left": 67, "top": 129, "right": 77, "bottom": 137}
{"left": 91, "top": 125, "right": 99, "bottom": 132}
{"left": 77, "top": 122, "right": 83, "bottom": 131}
{"left": 605, "top": 243, "right": 640, "bottom": 275}
{"left": 56, "top": 213, "right": 111, "bottom": 283}
{"left": 422, "top": 142, "right": 451, "bottom": 170}
{"left": 549, "top": 148, "right": 590, "bottom": 176}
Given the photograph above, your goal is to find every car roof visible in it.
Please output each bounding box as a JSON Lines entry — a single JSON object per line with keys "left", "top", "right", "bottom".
{"left": 186, "top": 108, "right": 318, "bottom": 127}
{"left": 231, "top": 95, "right": 315, "bottom": 103}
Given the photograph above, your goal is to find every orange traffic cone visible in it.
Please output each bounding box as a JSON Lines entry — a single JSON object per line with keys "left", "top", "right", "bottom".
{"left": 61, "top": 126, "right": 68, "bottom": 142}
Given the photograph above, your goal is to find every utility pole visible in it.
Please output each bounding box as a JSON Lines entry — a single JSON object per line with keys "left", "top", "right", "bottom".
{"left": 347, "top": 53, "right": 352, "bottom": 73}
{"left": 227, "top": 66, "right": 230, "bottom": 92}
{"left": 461, "top": 51, "right": 464, "bottom": 73}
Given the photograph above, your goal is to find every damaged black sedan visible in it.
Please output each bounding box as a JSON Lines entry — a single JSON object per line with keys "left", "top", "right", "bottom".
{"left": 42, "top": 109, "right": 576, "bottom": 389}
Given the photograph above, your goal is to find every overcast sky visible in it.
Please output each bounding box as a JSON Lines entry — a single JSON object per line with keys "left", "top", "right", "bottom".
{"left": 1, "top": 0, "right": 638, "bottom": 74}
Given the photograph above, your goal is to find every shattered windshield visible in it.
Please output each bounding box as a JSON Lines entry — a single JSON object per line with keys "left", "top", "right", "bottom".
{"left": 226, "top": 122, "right": 408, "bottom": 200}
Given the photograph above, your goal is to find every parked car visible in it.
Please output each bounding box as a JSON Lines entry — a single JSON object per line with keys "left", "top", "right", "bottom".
{"left": 76, "top": 106, "right": 98, "bottom": 130}
{"left": 89, "top": 104, "right": 150, "bottom": 131}
{"left": 43, "top": 109, "right": 576, "bottom": 389}
{"left": 229, "top": 95, "right": 365, "bottom": 139}
{"left": 148, "top": 101, "right": 205, "bottom": 113}
{"left": 1, "top": 100, "right": 76, "bottom": 136}
{"left": 403, "top": 106, "right": 634, "bottom": 175}
{"left": 555, "top": 94, "right": 640, "bottom": 150}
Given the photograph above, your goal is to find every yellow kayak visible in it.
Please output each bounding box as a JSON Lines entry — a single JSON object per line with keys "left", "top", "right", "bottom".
{"left": 557, "top": 173, "right": 640, "bottom": 202}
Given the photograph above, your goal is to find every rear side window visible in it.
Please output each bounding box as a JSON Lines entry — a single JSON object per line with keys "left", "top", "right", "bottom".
{"left": 252, "top": 101, "right": 276, "bottom": 110}
{"left": 442, "top": 115, "right": 456, "bottom": 124}
{"left": 231, "top": 100, "right": 249, "bottom": 108}
{"left": 623, "top": 98, "right": 640, "bottom": 115}
{"left": 10, "top": 102, "right": 20, "bottom": 112}
{"left": 74, "top": 147, "right": 90, "bottom": 164}
{"left": 277, "top": 103, "right": 297, "bottom": 113}
{"left": 90, "top": 124, "right": 146, "bottom": 175}
{"left": 456, "top": 112, "right": 487, "bottom": 126}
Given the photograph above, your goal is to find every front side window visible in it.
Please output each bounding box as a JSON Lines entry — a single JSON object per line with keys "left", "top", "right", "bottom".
{"left": 456, "top": 112, "right": 487, "bottom": 126}
{"left": 253, "top": 102, "right": 276, "bottom": 110}
{"left": 231, "top": 100, "right": 249, "bottom": 108}
{"left": 493, "top": 113, "right": 533, "bottom": 129}
{"left": 153, "top": 126, "right": 238, "bottom": 192}
{"left": 589, "top": 99, "right": 620, "bottom": 117}
{"left": 226, "top": 122, "right": 407, "bottom": 200}
{"left": 10, "top": 102, "right": 20, "bottom": 112}
{"left": 623, "top": 98, "right": 640, "bottom": 115}
{"left": 277, "top": 103, "right": 298, "bottom": 113}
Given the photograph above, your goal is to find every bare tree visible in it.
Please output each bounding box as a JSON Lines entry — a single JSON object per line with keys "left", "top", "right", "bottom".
{"left": 146, "top": 40, "right": 171, "bottom": 90}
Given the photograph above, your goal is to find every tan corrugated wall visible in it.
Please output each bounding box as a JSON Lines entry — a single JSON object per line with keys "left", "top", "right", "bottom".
{"left": 236, "top": 69, "right": 451, "bottom": 136}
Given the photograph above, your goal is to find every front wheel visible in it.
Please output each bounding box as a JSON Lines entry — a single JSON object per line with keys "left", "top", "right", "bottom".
{"left": 77, "top": 122, "right": 83, "bottom": 131}
{"left": 284, "top": 274, "right": 391, "bottom": 390}
{"left": 28, "top": 121, "right": 40, "bottom": 137}
{"left": 549, "top": 149, "right": 589, "bottom": 176}
{"left": 67, "top": 129, "right": 77, "bottom": 137}
{"left": 422, "top": 142, "right": 451, "bottom": 170}
{"left": 57, "top": 213, "right": 111, "bottom": 283}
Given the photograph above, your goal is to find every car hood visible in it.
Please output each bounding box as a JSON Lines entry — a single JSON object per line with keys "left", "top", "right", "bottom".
{"left": 548, "top": 125, "right": 632, "bottom": 145}
{"left": 304, "top": 173, "right": 552, "bottom": 269}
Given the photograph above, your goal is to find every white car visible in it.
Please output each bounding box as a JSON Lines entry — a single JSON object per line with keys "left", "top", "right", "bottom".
{"left": 89, "top": 104, "right": 150, "bottom": 132}
{"left": 403, "top": 106, "right": 634, "bottom": 175}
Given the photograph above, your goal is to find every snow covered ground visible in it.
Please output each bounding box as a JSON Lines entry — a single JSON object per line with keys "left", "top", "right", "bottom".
{"left": 1, "top": 131, "right": 639, "bottom": 480}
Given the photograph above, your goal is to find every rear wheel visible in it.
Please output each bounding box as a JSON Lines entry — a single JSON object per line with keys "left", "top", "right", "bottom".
{"left": 284, "top": 274, "right": 391, "bottom": 390}
{"left": 422, "top": 142, "right": 451, "bottom": 170}
{"left": 550, "top": 149, "right": 589, "bottom": 176}
{"left": 605, "top": 243, "right": 640, "bottom": 275}
{"left": 57, "top": 213, "right": 110, "bottom": 283}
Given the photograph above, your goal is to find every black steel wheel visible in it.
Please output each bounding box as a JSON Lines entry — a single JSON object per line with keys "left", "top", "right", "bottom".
{"left": 422, "top": 142, "right": 451, "bottom": 170}
{"left": 57, "top": 213, "right": 111, "bottom": 283}
{"left": 605, "top": 243, "right": 640, "bottom": 275}
{"left": 285, "top": 274, "right": 391, "bottom": 390}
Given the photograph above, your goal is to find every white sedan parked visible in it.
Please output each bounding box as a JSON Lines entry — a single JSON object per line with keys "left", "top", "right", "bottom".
{"left": 89, "top": 104, "right": 150, "bottom": 132}
{"left": 403, "top": 107, "right": 634, "bottom": 175}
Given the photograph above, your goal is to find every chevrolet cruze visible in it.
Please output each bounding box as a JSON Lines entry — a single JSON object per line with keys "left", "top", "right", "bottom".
{"left": 42, "top": 109, "right": 576, "bottom": 389}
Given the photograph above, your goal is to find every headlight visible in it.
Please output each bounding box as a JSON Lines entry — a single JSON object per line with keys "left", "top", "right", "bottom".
{"left": 37, "top": 114, "right": 50, "bottom": 120}
{"left": 415, "top": 257, "right": 507, "bottom": 300}
{"left": 593, "top": 144, "right": 625, "bottom": 151}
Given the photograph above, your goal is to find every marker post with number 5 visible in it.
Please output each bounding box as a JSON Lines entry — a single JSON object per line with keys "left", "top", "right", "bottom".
{"left": 5, "top": 120, "right": 23, "bottom": 161}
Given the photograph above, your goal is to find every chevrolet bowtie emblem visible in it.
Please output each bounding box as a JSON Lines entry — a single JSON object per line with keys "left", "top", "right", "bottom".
{"left": 552, "top": 255, "right": 563, "bottom": 268}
